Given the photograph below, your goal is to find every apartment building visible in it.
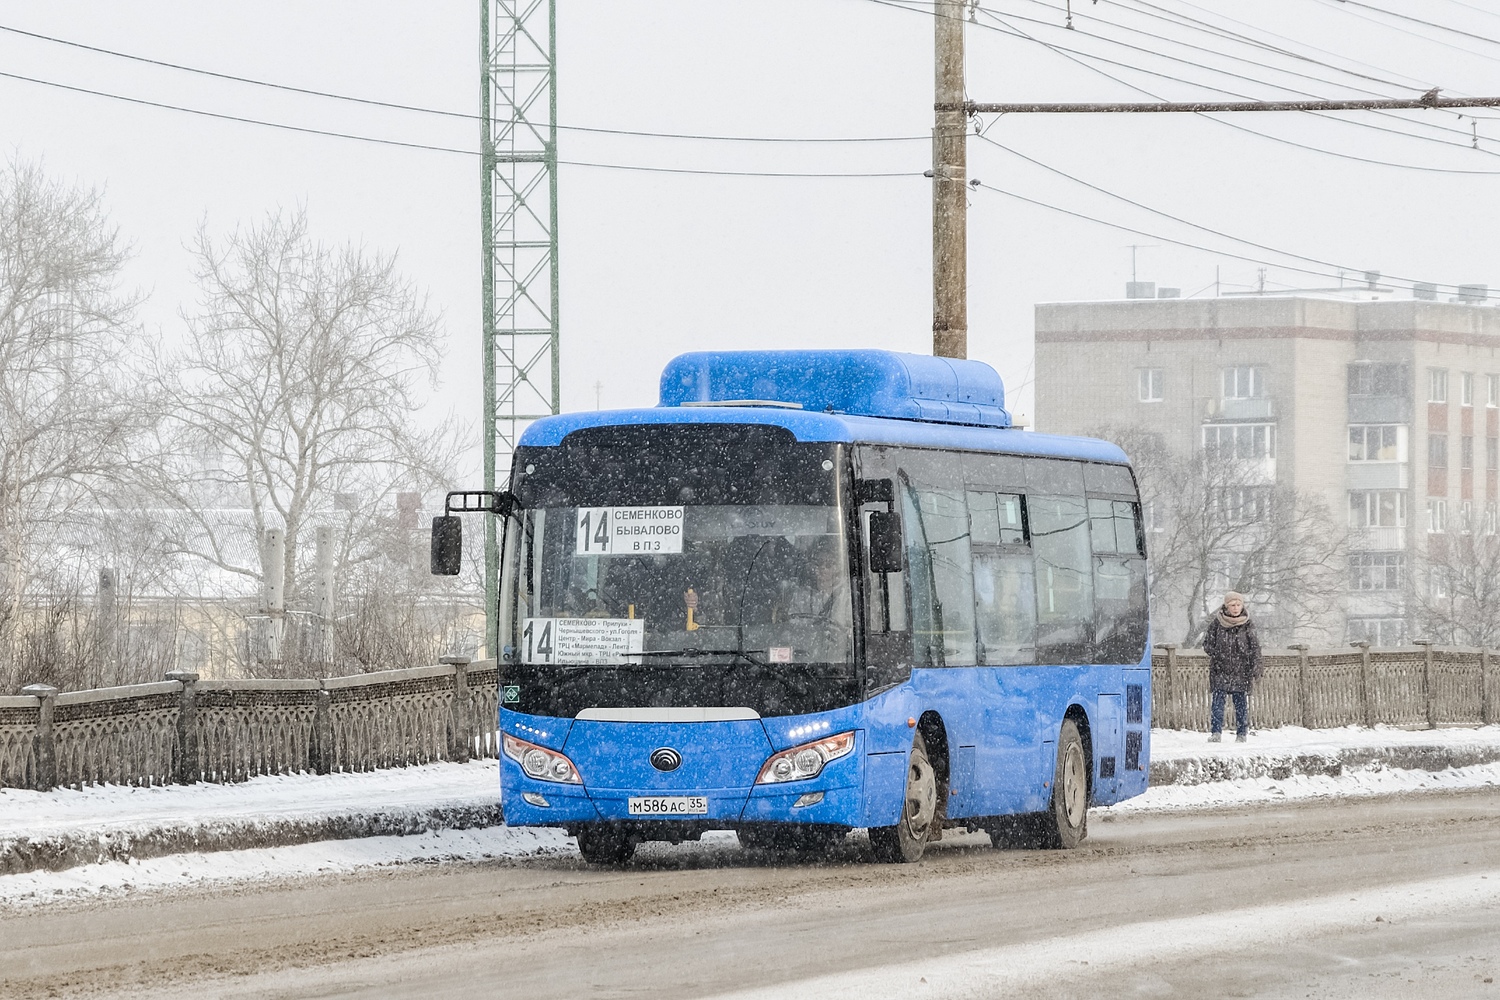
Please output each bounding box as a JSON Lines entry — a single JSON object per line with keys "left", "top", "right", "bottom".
{"left": 1034, "top": 290, "right": 1500, "bottom": 646}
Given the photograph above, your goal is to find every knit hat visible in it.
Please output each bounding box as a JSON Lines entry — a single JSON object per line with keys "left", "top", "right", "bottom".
{"left": 1223, "top": 591, "right": 1246, "bottom": 605}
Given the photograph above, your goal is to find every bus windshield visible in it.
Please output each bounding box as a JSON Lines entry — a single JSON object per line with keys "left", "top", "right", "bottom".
{"left": 506, "top": 504, "right": 853, "bottom": 668}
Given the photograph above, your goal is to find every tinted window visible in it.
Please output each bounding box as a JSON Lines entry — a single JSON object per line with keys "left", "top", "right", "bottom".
{"left": 1029, "top": 494, "right": 1093, "bottom": 664}
{"left": 1089, "top": 498, "right": 1148, "bottom": 664}
{"left": 1083, "top": 462, "right": 1138, "bottom": 498}
{"left": 901, "top": 482, "right": 941, "bottom": 669}
{"left": 914, "top": 487, "right": 977, "bottom": 665}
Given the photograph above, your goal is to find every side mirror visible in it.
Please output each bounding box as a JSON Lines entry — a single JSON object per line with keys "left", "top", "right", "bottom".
{"left": 868, "top": 509, "right": 904, "bottom": 574}
{"left": 430, "top": 516, "right": 463, "bottom": 576}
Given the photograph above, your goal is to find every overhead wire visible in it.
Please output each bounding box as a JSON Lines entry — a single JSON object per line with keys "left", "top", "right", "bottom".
{"left": 969, "top": 179, "right": 1472, "bottom": 289}
{"left": 974, "top": 132, "right": 1462, "bottom": 289}
{"left": 0, "top": 21, "right": 928, "bottom": 145}
{"left": 0, "top": 68, "right": 923, "bottom": 178}
{"left": 858, "top": 0, "right": 1500, "bottom": 175}
{"left": 973, "top": 4, "right": 1498, "bottom": 154}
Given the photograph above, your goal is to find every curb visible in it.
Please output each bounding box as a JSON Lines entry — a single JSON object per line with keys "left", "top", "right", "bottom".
{"left": 1149, "top": 743, "right": 1500, "bottom": 787}
{"left": 0, "top": 802, "right": 502, "bottom": 877}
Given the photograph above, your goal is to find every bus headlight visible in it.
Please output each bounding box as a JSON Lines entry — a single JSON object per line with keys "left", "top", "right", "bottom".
{"left": 504, "top": 733, "right": 583, "bottom": 784}
{"left": 756, "top": 731, "right": 856, "bottom": 784}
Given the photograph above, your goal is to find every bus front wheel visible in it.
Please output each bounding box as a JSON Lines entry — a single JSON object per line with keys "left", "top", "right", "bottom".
{"left": 1044, "top": 719, "right": 1089, "bottom": 849}
{"left": 869, "top": 732, "right": 938, "bottom": 863}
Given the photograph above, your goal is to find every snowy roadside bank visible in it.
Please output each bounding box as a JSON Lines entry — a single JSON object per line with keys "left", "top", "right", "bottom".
{"left": 0, "top": 761, "right": 502, "bottom": 877}
{"left": 2, "top": 726, "right": 1499, "bottom": 892}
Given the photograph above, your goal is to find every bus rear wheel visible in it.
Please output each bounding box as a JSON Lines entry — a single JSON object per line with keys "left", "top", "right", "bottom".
{"left": 1042, "top": 718, "right": 1089, "bottom": 849}
{"left": 575, "top": 825, "right": 637, "bottom": 865}
{"left": 870, "top": 732, "right": 938, "bottom": 863}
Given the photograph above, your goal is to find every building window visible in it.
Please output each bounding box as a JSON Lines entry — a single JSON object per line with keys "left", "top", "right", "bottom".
{"left": 1137, "top": 368, "right": 1163, "bottom": 402}
{"left": 1429, "top": 368, "right": 1449, "bottom": 403}
{"left": 1348, "top": 490, "right": 1407, "bottom": 528}
{"left": 1462, "top": 500, "right": 1474, "bottom": 533}
{"left": 1348, "top": 362, "right": 1407, "bottom": 396}
{"left": 1221, "top": 366, "right": 1265, "bottom": 399}
{"left": 1490, "top": 374, "right": 1500, "bottom": 407}
{"left": 1463, "top": 435, "right": 1475, "bottom": 469}
{"left": 1428, "top": 433, "right": 1449, "bottom": 468}
{"left": 1487, "top": 502, "right": 1497, "bottom": 535}
{"left": 1203, "top": 423, "right": 1276, "bottom": 460}
{"left": 1348, "top": 425, "right": 1407, "bottom": 462}
{"left": 1428, "top": 498, "right": 1448, "bottom": 533}
{"left": 1349, "top": 552, "right": 1406, "bottom": 591}
{"left": 1489, "top": 436, "right": 1499, "bottom": 470}
{"left": 1214, "top": 487, "right": 1270, "bottom": 524}
{"left": 1462, "top": 373, "right": 1475, "bottom": 406}
{"left": 1347, "top": 617, "right": 1407, "bottom": 647}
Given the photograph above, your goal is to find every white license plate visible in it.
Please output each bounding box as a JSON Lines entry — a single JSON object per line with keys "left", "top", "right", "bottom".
{"left": 627, "top": 795, "right": 709, "bottom": 816}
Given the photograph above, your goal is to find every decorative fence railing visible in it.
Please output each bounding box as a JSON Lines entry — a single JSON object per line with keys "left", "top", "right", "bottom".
{"left": 4, "top": 645, "right": 1498, "bottom": 791}
{"left": 0, "top": 657, "right": 499, "bottom": 791}
{"left": 1152, "top": 642, "right": 1500, "bottom": 732}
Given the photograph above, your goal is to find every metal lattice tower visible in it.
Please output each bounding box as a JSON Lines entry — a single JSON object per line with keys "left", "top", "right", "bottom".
{"left": 482, "top": 0, "right": 559, "bottom": 654}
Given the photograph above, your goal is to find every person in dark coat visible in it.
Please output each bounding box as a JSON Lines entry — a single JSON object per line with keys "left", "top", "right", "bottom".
{"left": 1201, "top": 591, "right": 1262, "bottom": 742}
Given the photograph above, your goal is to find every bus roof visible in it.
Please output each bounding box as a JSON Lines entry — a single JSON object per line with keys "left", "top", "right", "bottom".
{"left": 518, "top": 405, "right": 1129, "bottom": 465}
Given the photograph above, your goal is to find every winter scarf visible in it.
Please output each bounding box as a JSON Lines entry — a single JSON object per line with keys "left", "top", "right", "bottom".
{"left": 1217, "top": 608, "right": 1249, "bottom": 629}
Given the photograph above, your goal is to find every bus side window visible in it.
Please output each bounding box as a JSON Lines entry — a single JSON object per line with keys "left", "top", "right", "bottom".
{"left": 900, "top": 483, "right": 942, "bottom": 668}
{"left": 915, "top": 487, "right": 977, "bottom": 666}
{"left": 1090, "top": 498, "right": 1148, "bottom": 664}
{"left": 969, "top": 491, "right": 1037, "bottom": 665}
{"left": 1029, "top": 494, "right": 1094, "bottom": 665}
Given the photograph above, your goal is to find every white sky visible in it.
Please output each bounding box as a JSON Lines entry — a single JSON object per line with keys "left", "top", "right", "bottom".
{"left": 2, "top": 0, "right": 1498, "bottom": 478}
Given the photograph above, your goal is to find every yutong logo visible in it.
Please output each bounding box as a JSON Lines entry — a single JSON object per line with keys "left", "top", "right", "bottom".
{"left": 649, "top": 747, "right": 682, "bottom": 772}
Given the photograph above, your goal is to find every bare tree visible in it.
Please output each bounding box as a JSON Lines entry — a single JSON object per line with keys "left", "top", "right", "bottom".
{"left": 1411, "top": 532, "right": 1500, "bottom": 646}
{"left": 1092, "top": 424, "right": 1346, "bottom": 647}
{"left": 0, "top": 159, "right": 153, "bottom": 689}
{"left": 149, "top": 209, "right": 466, "bottom": 675}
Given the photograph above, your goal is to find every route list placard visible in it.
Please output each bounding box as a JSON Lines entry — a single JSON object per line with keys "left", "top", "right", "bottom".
{"left": 521, "top": 617, "right": 646, "bottom": 664}
{"left": 575, "top": 506, "right": 684, "bottom": 555}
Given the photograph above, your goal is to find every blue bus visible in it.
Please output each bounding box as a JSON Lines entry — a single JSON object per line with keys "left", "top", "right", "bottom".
{"left": 433, "top": 349, "right": 1150, "bottom": 864}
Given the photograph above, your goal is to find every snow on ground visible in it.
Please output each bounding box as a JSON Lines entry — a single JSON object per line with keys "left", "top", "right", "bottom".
{"left": 3, "top": 726, "right": 1500, "bottom": 908}
{"left": 0, "top": 759, "right": 501, "bottom": 842}
{"left": 1150, "top": 723, "right": 1500, "bottom": 760}
{"left": 0, "top": 826, "right": 574, "bottom": 908}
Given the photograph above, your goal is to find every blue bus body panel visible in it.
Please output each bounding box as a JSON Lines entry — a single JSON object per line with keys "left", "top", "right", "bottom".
{"left": 659, "top": 350, "right": 1011, "bottom": 428}
{"left": 565, "top": 719, "right": 771, "bottom": 822}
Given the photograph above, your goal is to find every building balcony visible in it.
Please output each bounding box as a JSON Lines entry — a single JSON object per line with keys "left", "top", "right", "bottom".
{"left": 1346, "top": 462, "right": 1409, "bottom": 490}
{"left": 1208, "top": 396, "right": 1275, "bottom": 420}
{"left": 1350, "top": 526, "right": 1406, "bottom": 550}
{"left": 1348, "top": 395, "right": 1412, "bottom": 424}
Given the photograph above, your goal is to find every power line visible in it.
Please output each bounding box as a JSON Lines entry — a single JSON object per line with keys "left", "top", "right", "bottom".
{"left": 0, "top": 67, "right": 922, "bottom": 177}
{"left": 974, "top": 133, "right": 1456, "bottom": 288}
{"left": 1326, "top": 0, "right": 1500, "bottom": 50}
{"left": 859, "top": 0, "right": 1500, "bottom": 175}
{"left": 0, "top": 21, "right": 927, "bottom": 145}
{"left": 970, "top": 180, "right": 1479, "bottom": 290}
{"left": 959, "top": 96, "right": 1500, "bottom": 113}
{"left": 971, "top": 5, "right": 1498, "bottom": 153}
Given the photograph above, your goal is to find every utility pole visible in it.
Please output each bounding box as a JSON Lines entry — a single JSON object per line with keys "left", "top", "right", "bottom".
{"left": 482, "top": 0, "right": 560, "bottom": 657}
{"left": 932, "top": 0, "right": 967, "bottom": 360}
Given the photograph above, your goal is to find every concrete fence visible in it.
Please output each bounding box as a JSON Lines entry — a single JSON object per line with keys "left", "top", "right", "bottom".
{"left": 1153, "top": 642, "right": 1500, "bottom": 731}
{"left": 0, "top": 658, "right": 498, "bottom": 791}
